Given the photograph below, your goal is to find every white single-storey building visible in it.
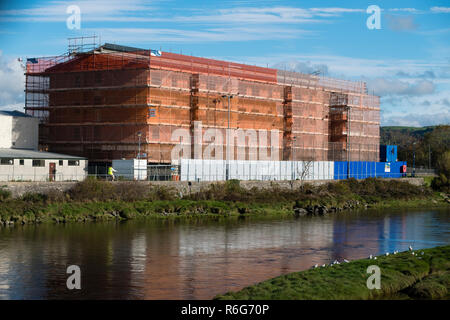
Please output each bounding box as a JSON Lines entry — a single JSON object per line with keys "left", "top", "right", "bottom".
{"left": 0, "top": 110, "right": 39, "bottom": 150}
{"left": 0, "top": 110, "right": 87, "bottom": 181}
{"left": 0, "top": 148, "right": 87, "bottom": 181}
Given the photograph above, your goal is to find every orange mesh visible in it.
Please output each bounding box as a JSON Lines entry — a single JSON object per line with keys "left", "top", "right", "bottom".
{"left": 25, "top": 50, "right": 380, "bottom": 163}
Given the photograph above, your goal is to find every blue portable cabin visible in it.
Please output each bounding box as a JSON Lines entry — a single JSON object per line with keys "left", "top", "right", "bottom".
{"left": 380, "top": 145, "right": 398, "bottom": 162}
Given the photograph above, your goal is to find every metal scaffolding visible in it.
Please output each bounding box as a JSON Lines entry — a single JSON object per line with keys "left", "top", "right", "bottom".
{"left": 25, "top": 39, "right": 380, "bottom": 164}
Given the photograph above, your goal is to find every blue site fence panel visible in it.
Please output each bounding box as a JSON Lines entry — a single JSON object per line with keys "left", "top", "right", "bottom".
{"left": 334, "top": 161, "right": 407, "bottom": 180}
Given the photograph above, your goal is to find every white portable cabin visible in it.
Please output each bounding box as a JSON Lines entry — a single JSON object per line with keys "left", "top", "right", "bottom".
{"left": 112, "top": 159, "right": 147, "bottom": 180}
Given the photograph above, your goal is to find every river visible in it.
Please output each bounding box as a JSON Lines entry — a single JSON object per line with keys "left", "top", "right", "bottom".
{"left": 0, "top": 208, "right": 448, "bottom": 299}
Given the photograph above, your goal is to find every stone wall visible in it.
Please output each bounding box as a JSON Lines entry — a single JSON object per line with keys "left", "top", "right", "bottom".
{"left": 1, "top": 177, "right": 425, "bottom": 199}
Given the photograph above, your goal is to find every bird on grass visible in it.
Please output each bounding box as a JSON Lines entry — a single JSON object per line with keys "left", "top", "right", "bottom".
{"left": 344, "top": 259, "right": 350, "bottom": 263}
{"left": 394, "top": 251, "right": 398, "bottom": 255}
{"left": 314, "top": 264, "right": 318, "bottom": 268}
{"left": 369, "top": 255, "right": 373, "bottom": 259}
{"left": 385, "top": 252, "right": 389, "bottom": 256}
{"left": 374, "top": 257, "right": 377, "bottom": 260}
{"left": 322, "top": 264, "right": 326, "bottom": 267}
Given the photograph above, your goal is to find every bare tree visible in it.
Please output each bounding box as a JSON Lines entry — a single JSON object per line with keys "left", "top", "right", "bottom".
{"left": 297, "top": 160, "right": 313, "bottom": 190}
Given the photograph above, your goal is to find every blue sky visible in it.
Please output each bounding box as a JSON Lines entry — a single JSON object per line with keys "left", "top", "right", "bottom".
{"left": 0, "top": 0, "right": 449, "bottom": 126}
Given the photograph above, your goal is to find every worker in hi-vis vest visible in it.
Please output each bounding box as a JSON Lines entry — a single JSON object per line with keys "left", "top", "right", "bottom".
{"left": 108, "top": 166, "right": 117, "bottom": 181}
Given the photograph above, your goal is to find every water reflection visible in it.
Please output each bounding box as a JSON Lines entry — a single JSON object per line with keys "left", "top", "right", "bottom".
{"left": 0, "top": 208, "right": 448, "bottom": 299}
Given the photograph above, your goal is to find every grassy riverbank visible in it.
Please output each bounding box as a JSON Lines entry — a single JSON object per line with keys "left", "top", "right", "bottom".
{"left": 215, "top": 245, "right": 450, "bottom": 300}
{"left": 0, "top": 178, "right": 448, "bottom": 226}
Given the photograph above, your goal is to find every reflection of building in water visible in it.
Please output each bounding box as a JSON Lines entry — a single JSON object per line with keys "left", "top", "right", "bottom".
{"left": 332, "top": 217, "right": 381, "bottom": 260}
{"left": 331, "top": 212, "right": 438, "bottom": 260}
{"left": 378, "top": 213, "right": 439, "bottom": 253}
{"left": 142, "top": 225, "right": 184, "bottom": 299}
{"left": 0, "top": 226, "right": 145, "bottom": 299}
{"left": 0, "top": 232, "right": 60, "bottom": 299}
{"left": 177, "top": 220, "right": 334, "bottom": 256}
{"left": 0, "top": 248, "right": 18, "bottom": 299}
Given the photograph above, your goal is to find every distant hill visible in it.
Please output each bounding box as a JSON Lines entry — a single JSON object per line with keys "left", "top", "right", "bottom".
{"left": 380, "top": 126, "right": 436, "bottom": 145}
{"left": 380, "top": 125, "right": 449, "bottom": 168}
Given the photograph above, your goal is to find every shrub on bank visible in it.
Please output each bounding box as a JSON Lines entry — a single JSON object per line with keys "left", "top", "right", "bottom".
{"left": 0, "top": 186, "right": 11, "bottom": 202}
{"left": 185, "top": 178, "right": 431, "bottom": 205}
{"left": 66, "top": 178, "right": 177, "bottom": 202}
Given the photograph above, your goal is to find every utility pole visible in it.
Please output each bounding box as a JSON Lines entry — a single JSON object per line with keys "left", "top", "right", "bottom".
{"left": 222, "top": 94, "right": 233, "bottom": 180}
{"left": 412, "top": 142, "right": 416, "bottom": 177}
{"left": 347, "top": 106, "right": 350, "bottom": 179}
{"left": 428, "top": 144, "right": 431, "bottom": 169}
{"left": 137, "top": 131, "right": 142, "bottom": 181}
{"left": 292, "top": 136, "right": 297, "bottom": 180}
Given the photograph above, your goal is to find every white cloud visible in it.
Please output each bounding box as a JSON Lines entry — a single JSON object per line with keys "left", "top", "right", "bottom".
{"left": 88, "top": 26, "right": 309, "bottom": 43}
{"left": 256, "top": 54, "right": 449, "bottom": 81}
{"left": 367, "top": 79, "right": 435, "bottom": 96}
{"left": 388, "top": 8, "right": 421, "bottom": 13}
{"left": 380, "top": 88, "right": 450, "bottom": 126}
{"left": 383, "top": 112, "right": 450, "bottom": 126}
{"left": 430, "top": 7, "right": 450, "bottom": 13}
{"left": 385, "top": 15, "right": 418, "bottom": 31}
{"left": 0, "top": 53, "right": 25, "bottom": 111}
{"left": 0, "top": 4, "right": 365, "bottom": 24}
{"left": 272, "top": 60, "right": 328, "bottom": 75}
{"left": 0, "top": 0, "right": 155, "bottom": 22}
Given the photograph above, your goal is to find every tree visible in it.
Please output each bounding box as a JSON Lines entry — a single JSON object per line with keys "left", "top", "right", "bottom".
{"left": 431, "top": 150, "right": 450, "bottom": 192}
{"left": 297, "top": 160, "right": 313, "bottom": 190}
{"left": 436, "top": 151, "right": 450, "bottom": 176}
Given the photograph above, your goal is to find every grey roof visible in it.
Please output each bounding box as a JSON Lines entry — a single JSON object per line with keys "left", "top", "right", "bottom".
{"left": 0, "top": 148, "right": 86, "bottom": 160}
{"left": 0, "top": 110, "right": 32, "bottom": 118}
{"left": 101, "top": 43, "right": 146, "bottom": 53}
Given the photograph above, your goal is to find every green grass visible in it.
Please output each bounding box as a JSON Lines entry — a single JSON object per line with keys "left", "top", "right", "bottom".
{"left": 215, "top": 245, "right": 450, "bottom": 300}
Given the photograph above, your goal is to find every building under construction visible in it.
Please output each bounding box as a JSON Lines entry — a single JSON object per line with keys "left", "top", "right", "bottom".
{"left": 25, "top": 39, "right": 380, "bottom": 166}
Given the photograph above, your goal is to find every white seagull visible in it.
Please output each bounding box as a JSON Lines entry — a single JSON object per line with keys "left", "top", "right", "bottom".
{"left": 314, "top": 264, "right": 318, "bottom": 268}
{"left": 369, "top": 255, "right": 373, "bottom": 259}
{"left": 385, "top": 252, "right": 389, "bottom": 256}
{"left": 344, "top": 259, "right": 350, "bottom": 263}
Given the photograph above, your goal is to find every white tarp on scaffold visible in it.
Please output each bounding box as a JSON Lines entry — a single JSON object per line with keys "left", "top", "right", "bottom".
{"left": 175, "top": 159, "right": 334, "bottom": 181}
